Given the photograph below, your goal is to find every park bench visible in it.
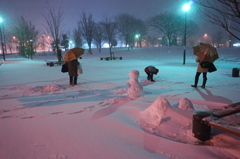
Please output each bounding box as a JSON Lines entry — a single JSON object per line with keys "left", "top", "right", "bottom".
{"left": 100, "top": 52, "right": 122, "bottom": 61}
{"left": 46, "top": 61, "right": 64, "bottom": 67}
{"left": 192, "top": 102, "right": 240, "bottom": 141}
{"left": 232, "top": 68, "right": 240, "bottom": 77}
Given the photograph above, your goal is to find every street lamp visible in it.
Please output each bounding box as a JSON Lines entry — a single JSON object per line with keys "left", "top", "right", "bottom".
{"left": 203, "top": 33, "right": 208, "bottom": 43}
{"left": 69, "top": 40, "right": 72, "bottom": 49}
{"left": 0, "top": 17, "right": 5, "bottom": 61}
{"left": 182, "top": 3, "right": 190, "bottom": 65}
{"left": 135, "top": 34, "right": 140, "bottom": 47}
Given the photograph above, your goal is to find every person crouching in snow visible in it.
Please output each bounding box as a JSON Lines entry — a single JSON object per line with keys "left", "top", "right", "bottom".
{"left": 144, "top": 66, "right": 159, "bottom": 82}
{"left": 127, "top": 70, "right": 143, "bottom": 99}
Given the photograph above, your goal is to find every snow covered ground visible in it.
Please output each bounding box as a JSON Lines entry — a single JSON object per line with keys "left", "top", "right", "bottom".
{"left": 0, "top": 46, "right": 240, "bottom": 159}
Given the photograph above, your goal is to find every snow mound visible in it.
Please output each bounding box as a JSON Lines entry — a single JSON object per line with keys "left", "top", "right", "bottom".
{"left": 140, "top": 97, "right": 169, "bottom": 130}
{"left": 12, "top": 84, "right": 65, "bottom": 94}
{"left": 115, "top": 88, "right": 127, "bottom": 94}
{"left": 178, "top": 98, "right": 194, "bottom": 110}
{"left": 140, "top": 97, "right": 199, "bottom": 144}
{"left": 41, "top": 85, "right": 62, "bottom": 93}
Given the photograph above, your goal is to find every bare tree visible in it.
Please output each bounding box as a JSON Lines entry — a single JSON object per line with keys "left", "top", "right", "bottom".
{"left": 73, "top": 27, "right": 83, "bottom": 48}
{"left": 212, "top": 31, "right": 224, "bottom": 47}
{"left": 4, "top": 30, "right": 15, "bottom": 54}
{"left": 61, "top": 34, "right": 69, "bottom": 50}
{"left": 42, "top": 2, "right": 64, "bottom": 62}
{"left": 187, "top": 20, "right": 199, "bottom": 35}
{"left": 93, "top": 22, "right": 104, "bottom": 53}
{"left": 144, "top": 35, "right": 159, "bottom": 47}
{"left": 196, "top": 0, "right": 240, "bottom": 40}
{"left": 135, "top": 19, "right": 147, "bottom": 48}
{"left": 115, "top": 14, "right": 147, "bottom": 50}
{"left": 12, "top": 16, "right": 39, "bottom": 59}
{"left": 148, "top": 12, "right": 182, "bottom": 46}
{"left": 100, "top": 16, "right": 118, "bottom": 56}
{"left": 26, "top": 22, "right": 39, "bottom": 59}
{"left": 184, "top": 20, "right": 199, "bottom": 46}
{"left": 115, "top": 14, "right": 136, "bottom": 50}
{"left": 148, "top": 11, "right": 199, "bottom": 46}
{"left": 77, "top": 12, "right": 95, "bottom": 54}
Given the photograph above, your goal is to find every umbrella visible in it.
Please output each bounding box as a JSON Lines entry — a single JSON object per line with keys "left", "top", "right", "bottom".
{"left": 193, "top": 43, "right": 219, "bottom": 62}
{"left": 64, "top": 47, "right": 85, "bottom": 62}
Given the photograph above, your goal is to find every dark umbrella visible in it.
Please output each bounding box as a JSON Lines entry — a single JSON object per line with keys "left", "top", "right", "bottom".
{"left": 193, "top": 43, "right": 219, "bottom": 62}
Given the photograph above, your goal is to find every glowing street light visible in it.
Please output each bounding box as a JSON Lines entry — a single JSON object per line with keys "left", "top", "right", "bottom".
{"left": 69, "top": 40, "right": 73, "bottom": 49}
{"left": 182, "top": 3, "right": 191, "bottom": 12}
{"left": 204, "top": 33, "right": 208, "bottom": 43}
{"left": 182, "top": 3, "right": 191, "bottom": 65}
{"left": 135, "top": 34, "right": 140, "bottom": 47}
{"left": 0, "top": 17, "right": 5, "bottom": 61}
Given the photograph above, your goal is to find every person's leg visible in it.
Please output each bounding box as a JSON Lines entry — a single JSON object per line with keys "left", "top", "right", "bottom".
{"left": 69, "top": 76, "right": 73, "bottom": 85}
{"left": 150, "top": 73, "right": 155, "bottom": 82}
{"left": 145, "top": 71, "right": 150, "bottom": 80}
{"left": 74, "top": 76, "right": 78, "bottom": 85}
{"left": 202, "top": 72, "right": 207, "bottom": 88}
{"left": 191, "top": 72, "right": 201, "bottom": 87}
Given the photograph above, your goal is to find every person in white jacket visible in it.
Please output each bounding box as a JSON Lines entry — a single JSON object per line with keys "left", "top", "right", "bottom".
{"left": 191, "top": 57, "right": 209, "bottom": 88}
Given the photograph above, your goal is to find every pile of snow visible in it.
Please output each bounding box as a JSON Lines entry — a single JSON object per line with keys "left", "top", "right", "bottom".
{"left": 12, "top": 84, "right": 64, "bottom": 93}
{"left": 140, "top": 97, "right": 199, "bottom": 144}
{"left": 140, "top": 97, "right": 169, "bottom": 130}
{"left": 178, "top": 98, "right": 194, "bottom": 110}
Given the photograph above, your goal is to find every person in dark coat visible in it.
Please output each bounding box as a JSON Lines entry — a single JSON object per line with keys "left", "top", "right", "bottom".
{"left": 68, "top": 59, "right": 80, "bottom": 85}
{"left": 191, "top": 57, "right": 209, "bottom": 88}
{"left": 144, "top": 66, "right": 159, "bottom": 82}
{"left": 57, "top": 46, "right": 63, "bottom": 62}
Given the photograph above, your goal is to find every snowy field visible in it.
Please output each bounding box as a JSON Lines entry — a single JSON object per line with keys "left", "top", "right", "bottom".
{"left": 0, "top": 46, "right": 240, "bottom": 159}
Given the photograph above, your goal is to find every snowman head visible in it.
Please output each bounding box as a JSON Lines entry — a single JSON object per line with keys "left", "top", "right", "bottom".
{"left": 129, "top": 70, "right": 139, "bottom": 80}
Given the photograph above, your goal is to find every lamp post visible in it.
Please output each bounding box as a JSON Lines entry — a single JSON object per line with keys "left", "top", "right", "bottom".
{"left": 69, "top": 40, "right": 72, "bottom": 49}
{"left": 0, "top": 17, "right": 5, "bottom": 61}
{"left": 182, "top": 3, "right": 190, "bottom": 65}
{"left": 135, "top": 34, "right": 140, "bottom": 47}
{"left": 42, "top": 35, "right": 45, "bottom": 52}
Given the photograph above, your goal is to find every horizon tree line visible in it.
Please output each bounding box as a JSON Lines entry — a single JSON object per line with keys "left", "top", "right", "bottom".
{"left": 2, "top": 0, "right": 239, "bottom": 61}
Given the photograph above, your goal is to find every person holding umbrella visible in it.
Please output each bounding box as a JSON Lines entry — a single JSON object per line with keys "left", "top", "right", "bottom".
{"left": 64, "top": 47, "right": 85, "bottom": 86}
{"left": 191, "top": 43, "right": 219, "bottom": 88}
{"left": 191, "top": 56, "right": 209, "bottom": 88}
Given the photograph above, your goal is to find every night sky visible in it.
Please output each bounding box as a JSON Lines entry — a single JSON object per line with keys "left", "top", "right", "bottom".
{"left": 0, "top": 0, "right": 213, "bottom": 34}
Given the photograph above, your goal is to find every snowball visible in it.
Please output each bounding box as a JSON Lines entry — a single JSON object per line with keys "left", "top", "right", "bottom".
{"left": 129, "top": 70, "right": 139, "bottom": 80}
{"left": 178, "top": 98, "right": 194, "bottom": 110}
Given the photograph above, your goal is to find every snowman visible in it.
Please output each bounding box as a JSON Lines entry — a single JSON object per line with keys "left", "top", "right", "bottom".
{"left": 127, "top": 70, "right": 143, "bottom": 99}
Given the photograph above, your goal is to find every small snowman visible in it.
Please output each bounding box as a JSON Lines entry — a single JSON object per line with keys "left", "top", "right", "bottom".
{"left": 127, "top": 70, "right": 143, "bottom": 99}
